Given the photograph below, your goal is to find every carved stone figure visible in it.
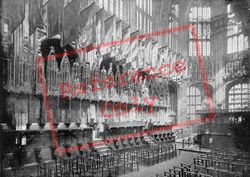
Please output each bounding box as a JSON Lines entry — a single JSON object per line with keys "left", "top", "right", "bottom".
{"left": 101, "top": 66, "right": 107, "bottom": 100}
{"left": 142, "top": 79, "right": 149, "bottom": 98}
{"left": 138, "top": 40, "right": 145, "bottom": 68}
{"left": 115, "top": 65, "right": 121, "bottom": 100}
{"left": 92, "top": 62, "right": 101, "bottom": 100}
{"left": 107, "top": 63, "right": 117, "bottom": 101}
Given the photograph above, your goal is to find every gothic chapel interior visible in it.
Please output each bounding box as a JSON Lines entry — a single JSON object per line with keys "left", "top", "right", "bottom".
{"left": 0, "top": 0, "right": 250, "bottom": 177}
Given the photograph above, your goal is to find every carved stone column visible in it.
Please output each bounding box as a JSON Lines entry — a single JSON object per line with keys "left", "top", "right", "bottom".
{"left": 210, "top": 0, "right": 228, "bottom": 108}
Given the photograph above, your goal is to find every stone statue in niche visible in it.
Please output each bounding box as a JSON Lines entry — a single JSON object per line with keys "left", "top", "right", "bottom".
{"left": 92, "top": 62, "right": 101, "bottom": 100}
{"left": 107, "top": 63, "right": 117, "bottom": 101}
{"left": 100, "top": 66, "right": 107, "bottom": 101}
{"left": 115, "top": 65, "right": 121, "bottom": 101}
{"left": 138, "top": 40, "right": 145, "bottom": 68}
{"left": 136, "top": 79, "right": 142, "bottom": 104}
{"left": 121, "top": 67, "right": 129, "bottom": 103}
{"left": 82, "top": 62, "right": 89, "bottom": 99}
{"left": 107, "top": 63, "right": 113, "bottom": 99}
{"left": 148, "top": 77, "right": 154, "bottom": 98}
{"left": 86, "top": 82, "right": 92, "bottom": 100}
{"left": 148, "top": 80, "right": 154, "bottom": 98}
{"left": 119, "top": 68, "right": 128, "bottom": 102}
{"left": 142, "top": 78, "right": 149, "bottom": 98}
{"left": 128, "top": 81, "right": 135, "bottom": 104}
{"left": 84, "top": 63, "right": 93, "bottom": 100}
{"left": 129, "top": 70, "right": 135, "bottom": 97}
{"left": 72, "top": 62, "right": 80, "bottom": 98}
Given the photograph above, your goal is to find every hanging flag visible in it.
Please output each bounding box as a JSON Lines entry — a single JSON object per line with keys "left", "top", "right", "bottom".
{"left": 138, "top": 38, "right": 146, "bottom": 68}
{"left": 29, "top": 0, "right": 43, "bottom": 35}
{"left": 145, "top": 38, "right": 152, "bottom": 66}
{"left": 78, "top": 2, "right": 96, "bottom": 48}
{"left": 2, "top": 0, "right": 25, "bottom": 32}
{"left": 121, "top": 26, "right": 130, "bottom": 63}
{"left": 115, "top": 20, "right": 122, "bottom": 59}
{"left": 104, "top": 15, "right": 116, "bottom": 54}
{"left": 116, "top": 20, "right": 122, "bottom": 42}
{"left": 47, "top": 0, "right": 64, "bottom": 38}
{"left": 47, "top": 0, "right": 57, "bottom": 38}
{"left": 96, "top": 8, "right": 109, "bottom": 56}
{"left": 62, "top": 0, "right": 80, "bottom": 46}
{"left": 96, "top": 8, "right": 106, "bottom": 45}
{"left": 128, "top": 30, "right": 139, "bottom": 65}
{"left": 151, "top": 42, "right": 158, "bottom": 68}
{"left": 104, "top": 15, "right": 116, "bottom": 43}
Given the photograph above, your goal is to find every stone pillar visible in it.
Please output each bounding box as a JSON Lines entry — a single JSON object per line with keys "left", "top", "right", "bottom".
{"left": 177, "top": 81, "right": 188, "bottom": 122}
{"left": 210, "top": 0, "right": 227, "bottom": 108}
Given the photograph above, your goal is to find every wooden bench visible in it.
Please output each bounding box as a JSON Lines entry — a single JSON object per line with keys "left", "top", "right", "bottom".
{"left": 163, "top": 171, "right": 176, "bottom": 177}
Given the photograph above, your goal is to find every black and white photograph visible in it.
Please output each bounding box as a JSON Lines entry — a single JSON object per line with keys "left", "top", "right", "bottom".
{"left": 0, "top": 0, "right": 250, "bottom": 176}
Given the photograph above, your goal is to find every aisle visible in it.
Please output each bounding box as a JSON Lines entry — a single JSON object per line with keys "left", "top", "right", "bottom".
{"left": 119, "top": 151, "right": 200, "bottom": 177}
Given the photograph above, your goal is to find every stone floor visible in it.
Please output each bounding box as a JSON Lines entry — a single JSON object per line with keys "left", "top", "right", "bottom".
{"left": 120, "top": 150, "right": 201, "bottom": 177}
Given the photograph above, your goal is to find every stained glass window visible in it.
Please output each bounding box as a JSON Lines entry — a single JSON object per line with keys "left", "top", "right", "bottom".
{"left": 227, "top": 4, "right": 249, "bottom": 54}
{"left": 228, "top": 83, "right": 250, "bottom": 111}
{"left": 189, "top": 6, "right": 211, "bottom": 56}
{"left": 187, "top": 86, "right": 202, "bottom": 118}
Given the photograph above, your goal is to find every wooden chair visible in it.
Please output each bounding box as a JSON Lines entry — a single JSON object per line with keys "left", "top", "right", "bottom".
{"left": 105, "top": 139, "right": 115, "bottom": 150}
{"left": 169, "top": 168, "right": 181, "bottom": 176}
{"left": 134, "top": 137, "right": 142, "bottom": 146}
{"left": 163, "top": 171, "right": 176, "bottom": 177}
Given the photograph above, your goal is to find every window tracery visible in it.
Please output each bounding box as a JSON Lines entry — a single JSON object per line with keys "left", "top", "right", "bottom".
{"left": 228, "top": 83, "right": 250, "bottom": 111}
{"left": 187, "top": 86, "right": 201, "bottom": 118}
{"left": 188, "top": 6, "right": 211, "bottom": 56}
{"left": 227, "top": 4, "right": 248, "bottom": 54}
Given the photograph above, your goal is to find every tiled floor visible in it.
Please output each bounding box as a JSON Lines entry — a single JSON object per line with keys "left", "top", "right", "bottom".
{"left": 119, "top": 151, "right": 200, "bottom": 177}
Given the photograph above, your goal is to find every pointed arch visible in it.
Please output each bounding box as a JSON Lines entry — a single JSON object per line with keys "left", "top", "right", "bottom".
{"left": 187, "top": 81, "right": 214, "bottom": 118}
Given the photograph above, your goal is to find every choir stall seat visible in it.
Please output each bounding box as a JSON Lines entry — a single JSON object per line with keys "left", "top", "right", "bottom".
{"left": 167, "top": 133, "right": 173, "bottom": 142}
{"left": 134, "top": 137, "right": 143, "bottom": 146}
{"left": 128, "top": 137, "right": 136, "bottom": 147}
{"left": 163, "top": 133, "right": 169, "bottom": 141}
{"left": 154, "top": 134, "right": 160, "bottom": 142}
{"left": 159, "top": 134, "right": 165, "bottom": 142}
{"left": 142, "top": 135, "right": 157, "bottom": 145}
{"left": 88, "top": 140, "right": 111, "bottom": 156}
{"left": 53, "top": 147, "right": 72, "bottom": 177}
{"left": 105, "top": 139, "right": 116, "bottom": 150}
{"left": 121, "top": 138, "right": 129, "bottom": 149}
{"left": 170, "top": 133, "right": 176, "bottom": 142}
{"left": 150, "top": 135, "right": 157, "bottom": 142}
{"left": 113, "top": 139, "right": 122, "bottom": 150}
